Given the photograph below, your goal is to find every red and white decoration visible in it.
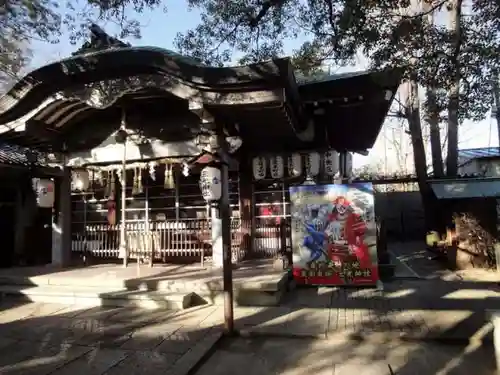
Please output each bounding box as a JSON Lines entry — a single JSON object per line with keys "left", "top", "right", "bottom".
{"left": 288, "top": 153, "right": 302, "bottom": 177}
{"left": 269, "top": 155, "right": 284, "bottom": 179}
{"left": 252, "top": 156, "right": 267, "bottom": 180}
{"left": 305, "top": 152, "right": 320, "bottom": 176}
{"left": 32, "top": 178, "right": 55, "bottom": 208}
{"left": 324, "top": 150, "right": 339, "bottom": 176}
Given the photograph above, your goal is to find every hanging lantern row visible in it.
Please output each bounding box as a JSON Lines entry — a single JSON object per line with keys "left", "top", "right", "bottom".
{"left": 252, "top": 151, "right": 348, "bottom": 180}
{"left": 70, "top": 159, "right": 182, "bottom": 195}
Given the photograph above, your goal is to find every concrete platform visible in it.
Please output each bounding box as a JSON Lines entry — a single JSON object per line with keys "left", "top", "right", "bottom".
{"left": 0, "top": 260, "right": 290, "bottom": 308}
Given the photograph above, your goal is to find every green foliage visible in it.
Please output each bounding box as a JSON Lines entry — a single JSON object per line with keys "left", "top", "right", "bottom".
{"left": 0, "top": 0, "right": 61, "bottom": 42}
{"left": 175, "top": 0, "right": 500, "bottom": 125}
{"left": 0, "top": 0, "right": 60, "bottom": 90}
{"left": 0, "top": 0, "right": 166, "bottom": 90}
{"left": 1, "top": 0, "right": 499, "bottom": 128}
{"left": 0, "top": 37, "right": 31, "bottom": 91}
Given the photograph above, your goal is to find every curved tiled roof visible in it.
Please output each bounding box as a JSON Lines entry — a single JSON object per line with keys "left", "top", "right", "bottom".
{"left": 0, "top": 43, "right": 402, "bottom": 154}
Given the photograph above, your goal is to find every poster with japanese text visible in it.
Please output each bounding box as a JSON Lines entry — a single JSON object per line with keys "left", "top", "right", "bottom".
{"left": 290, "top": 183, "right": 379, "bottom": 285}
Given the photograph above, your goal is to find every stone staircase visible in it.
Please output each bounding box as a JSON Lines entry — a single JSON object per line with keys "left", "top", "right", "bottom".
{"left": 0, "top": 261, "right": 291, "bottom": 310}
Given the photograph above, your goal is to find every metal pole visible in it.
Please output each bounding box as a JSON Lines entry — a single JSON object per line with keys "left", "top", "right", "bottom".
{"left": 119, "top": 110, "right": 128, "bottom": 268}
{"left": 216, "top": 129, "right": 234, "bottom": 335}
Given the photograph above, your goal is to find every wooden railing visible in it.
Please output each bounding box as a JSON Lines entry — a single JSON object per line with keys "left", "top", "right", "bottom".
{"left": 71, "top": 218, "right": 242, "bottom": 260}
{"left": 253, "top": 217, "right": 291, "bottom": 258}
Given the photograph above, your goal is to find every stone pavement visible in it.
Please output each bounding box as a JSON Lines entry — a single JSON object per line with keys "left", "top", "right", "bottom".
{"left": 228, "top": 279, "right": 500, "bottom": 343}
{"left": 388, "top": 241, "right": 500, "bottom": 282}
{"left": 0, "top": 276, "right": 498, "bottom": 374}
{"left": 388, "top": 241, "right": 457, "bottom": 280}
{"left": 0, "top": 301, "right": 222, "bottom": 375}
{"left": 195, "top": 336, "right": 497, "bottom": 375}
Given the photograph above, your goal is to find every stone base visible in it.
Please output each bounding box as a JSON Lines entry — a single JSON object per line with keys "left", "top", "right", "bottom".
{"left": 272, "top": 257, "right": 289, "bottom": 271}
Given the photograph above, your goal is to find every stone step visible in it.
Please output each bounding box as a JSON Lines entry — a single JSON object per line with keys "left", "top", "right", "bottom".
{"left": 0, "top": 272, "right": 289, "bottom": 293}
{"left": 0, "top": 284, "right": 194, "bottom": 310}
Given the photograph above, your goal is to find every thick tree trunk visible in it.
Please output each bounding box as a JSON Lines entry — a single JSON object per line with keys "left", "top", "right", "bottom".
{"left": 493, "top": 74, "right": 500, "bottom": 145}
{"left": 424, "top": 8, "right": 444, "bottom": 177}
{"left": 405, "top": 78, "right": 440, "bottom": 231}
{"left": 446, "top": 0, "right": 463, "bottom": 177}
{"left": 426, "top": 88, "right": 445, "bottom": 177}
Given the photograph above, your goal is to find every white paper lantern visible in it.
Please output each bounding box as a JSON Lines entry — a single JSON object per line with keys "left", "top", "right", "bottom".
{"left": 288, "top": 153, "right": 302, "bottom": 176}
{"left": 200, "top": 166, "right": 222, "bottom": 201}
{"left": 32, "top": 178, "right": 55, "bottom": 208}
{"left": 252, "top": 156, "right": 267, "bottom": 180}
{"left": 71, "top": 169, "right": 90, "bottom": 191}
{"left": 344, "top": 152, "right": 353, "bottom": 177}
{"left": 324, "top": 150, "right": 339, "bottom": 176}
{"left": 269, "top": 155, "right": 284, "bottom": 179}
{"left": 305, "top": 152, "right": 320, "bottom": 176}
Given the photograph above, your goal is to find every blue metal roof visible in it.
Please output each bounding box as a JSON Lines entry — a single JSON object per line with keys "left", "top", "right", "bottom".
{"left": 458, "top": 147, "right": 500, "bottom": 166}
{"left": 430, "top": 178, "right": 500, "bottom": 199}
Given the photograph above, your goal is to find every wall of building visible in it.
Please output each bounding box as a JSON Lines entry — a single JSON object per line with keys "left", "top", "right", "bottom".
{"left": 458, "top": 160, "right": 480, "bottom": 175}
{"left": 374, "top": 191, "right": 425, "bottom": 240}
{"left": 458, "top": 158, "right": 500, "bottom": 177}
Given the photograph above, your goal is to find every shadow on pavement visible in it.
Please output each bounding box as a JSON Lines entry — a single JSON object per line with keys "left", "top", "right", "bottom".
{"left": 0, "top": 275, "right": 497, "bottom": 374}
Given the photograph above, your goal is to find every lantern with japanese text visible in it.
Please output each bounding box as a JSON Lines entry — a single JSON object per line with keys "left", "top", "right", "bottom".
{"left": 252, "top": 156, "right": 267, "bottom": 180}
{"left": 199, "top": 166, "right": 222, "bottom": 201}
{"left": 269, "top": 155, "right": 284, "bottom": 179}
{"left": 288, "top": 153, "right": 302, "bottom": 176}
{"left": 305, "top": 152, "right": 320, "bottom": 176}
{"left": 344, "top": 152, "right": 353, "bottom": 177}
{"left": 324, "top": 150, "right": 339, "bottom": 176}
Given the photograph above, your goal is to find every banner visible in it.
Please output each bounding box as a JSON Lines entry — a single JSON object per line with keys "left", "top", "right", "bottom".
{"left": 290, "top": 183, "right": 379, "bottom": 285}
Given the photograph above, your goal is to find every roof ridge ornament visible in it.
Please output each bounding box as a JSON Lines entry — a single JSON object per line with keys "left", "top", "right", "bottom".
{"left": 72, "top": 24, "right": 131, "bottom": 56}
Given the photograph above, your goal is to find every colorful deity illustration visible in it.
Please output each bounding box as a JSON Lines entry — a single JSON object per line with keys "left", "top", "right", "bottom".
{"left": 290, "top": 184, "right": 378, "bottom": 285}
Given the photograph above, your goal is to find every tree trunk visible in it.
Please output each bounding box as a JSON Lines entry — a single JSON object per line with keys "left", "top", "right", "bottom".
{"left": 424, "top": 8, "right": 444, "bottom": 177}
{"left": 405, "top": 78, "right": 440, "bottom": 231}
{"left": 426, "top": 88, "right": 445, "bottom": 177}
{"left": 446, "top": 0, "right": 463, "bottom": 177}
{"left": 493, "top": 73, "right": 500, "bottom": 145}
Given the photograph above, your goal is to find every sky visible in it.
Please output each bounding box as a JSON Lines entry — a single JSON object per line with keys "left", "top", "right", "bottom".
{"left": 27, "top": 3, "right": 499, "bottom": 171}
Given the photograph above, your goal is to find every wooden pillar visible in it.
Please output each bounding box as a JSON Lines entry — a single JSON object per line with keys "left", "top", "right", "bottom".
{"left": 14, "top": 182, "right": 35, "bottom": 265}
{"left": 52, "top": 166, "right": 72, "bottom": 267}
{"left": 238, "top": 149, "right": 253, "bottom": 260}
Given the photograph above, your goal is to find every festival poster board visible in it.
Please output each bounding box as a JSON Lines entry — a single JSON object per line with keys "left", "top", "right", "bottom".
{"left": 290, "top": 183, "right": 379, "bottom": 286}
